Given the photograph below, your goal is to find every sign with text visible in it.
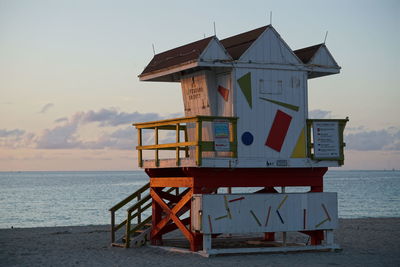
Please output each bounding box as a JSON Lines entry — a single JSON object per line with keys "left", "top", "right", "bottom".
{"left": 213, "top": 121, "right": 230, "bottom": 151}
{"left": 312, "top": 121, "right": 340, "bottom": 159}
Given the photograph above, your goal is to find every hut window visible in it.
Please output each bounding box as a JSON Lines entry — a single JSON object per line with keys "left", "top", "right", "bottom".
{"left": 291, "top": 77, "right": 300, "bottom": 88}
{"left": 259, "top": 79, "right": 283, "bottom": 95}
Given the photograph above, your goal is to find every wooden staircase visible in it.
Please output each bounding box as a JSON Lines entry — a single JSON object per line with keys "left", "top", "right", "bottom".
{"left": 109, "top": 183, "right": 179, "bottom": 248}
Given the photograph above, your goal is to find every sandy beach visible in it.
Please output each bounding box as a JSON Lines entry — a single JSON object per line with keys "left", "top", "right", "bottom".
{"left": 1, "top": 218, "right": 399, "bottom": 267}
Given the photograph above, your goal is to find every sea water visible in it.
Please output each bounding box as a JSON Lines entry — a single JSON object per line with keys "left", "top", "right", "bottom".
{"left": 0, "top": 170, "right": 399, "bottom": 229}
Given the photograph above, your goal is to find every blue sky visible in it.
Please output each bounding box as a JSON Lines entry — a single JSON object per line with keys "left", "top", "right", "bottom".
{"left": 0, "top": 0, "right": 399, "bottom": 170}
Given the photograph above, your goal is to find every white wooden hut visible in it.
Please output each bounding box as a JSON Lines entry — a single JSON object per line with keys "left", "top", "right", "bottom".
{"left": 108, "top": 25, "right": 349, "bottom": 255}
{"left": 136, "top": 25, "right": 347, "bottom": 169}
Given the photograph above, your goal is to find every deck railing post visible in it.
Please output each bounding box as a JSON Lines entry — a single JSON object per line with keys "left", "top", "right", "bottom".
{"left": 111, "top": 210, "right": 115, "bottom": 243}
{"left": 184, "top": 126, "right": 189, "bottom": 158}
{"left": 138, "top": 128, "right": 143, "bottom": 167}
{"left": 155, "top": 126, "right": 159, "bottom": 167}
{"left": 195, "top": 118, "right": 202, "bottom": 166}
{"left": 125, "top": 211, "right": 132, "bottom": 248}
{"left": 137, "top": 194, "right": 142, "bottom": 224}
{"left": 176, "top": 123, "right": 180, "bottom": 166}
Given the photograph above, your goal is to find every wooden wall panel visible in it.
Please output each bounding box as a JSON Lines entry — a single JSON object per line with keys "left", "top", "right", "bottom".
{"left": 192, "top": 193, "right": 338, "bottom": 234}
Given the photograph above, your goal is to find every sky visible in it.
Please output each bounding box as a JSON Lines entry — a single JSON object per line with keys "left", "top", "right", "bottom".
{"left": 0, "top": 0, "right": 399, "bottom": 171}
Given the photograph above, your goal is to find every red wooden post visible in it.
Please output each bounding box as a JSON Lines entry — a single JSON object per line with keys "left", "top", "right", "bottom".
{"left": 151, "top": 187, "right": 163, "bottom": 245}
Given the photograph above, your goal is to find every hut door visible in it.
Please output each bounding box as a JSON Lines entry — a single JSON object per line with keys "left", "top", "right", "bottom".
{"left": 216, "top": 72, "right": 232, "bottom": 117}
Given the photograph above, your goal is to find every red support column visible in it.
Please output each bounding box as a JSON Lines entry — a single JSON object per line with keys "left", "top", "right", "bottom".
{"left": 264, "top": 232, "right": 275, "bottom": 241}
{"left": 301, "top": 230, "right": 324, "bottom": 245}
{"left": 151, "top": 187, "right": 163, "bottom": 245}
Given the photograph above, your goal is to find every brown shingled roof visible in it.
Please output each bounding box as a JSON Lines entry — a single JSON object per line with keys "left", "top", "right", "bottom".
{"left": 294, "top": 44, "right": 323, "bottom": 64}
{"left": 140, "top": 36, "right": 214, "bottom": 76}
{"left": 220, "top": 26, "right": 269, "bottom": 60}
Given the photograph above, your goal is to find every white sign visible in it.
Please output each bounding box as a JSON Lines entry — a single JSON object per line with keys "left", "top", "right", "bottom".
{"left": 312, "top": 121, "right": 340, "bottom": 159}
{"left": 214, "top": 121, "right": 230, "bottom": 151}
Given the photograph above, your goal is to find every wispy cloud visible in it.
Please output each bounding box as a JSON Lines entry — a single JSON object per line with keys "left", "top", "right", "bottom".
{"left": 80, "top": 108, "right": 162, "bottom": 127}
{"left": 345, "top": 128, "right": 400, "bottom": 151}
{"left": 309, "top": 109, "right": 332, "bottom": 119}
{"left": 36, "top": 121, "right": 80, "bottom": 149}
{"left": 0, "top": 128, "right": 35, "bottom": 148}
{"left": 0, "top": 129, "right": 25, "bottom": 137}
{"left": 54, "top": 117, "right": 68, "bottom": 123}
{"left": 35, "top": 108, "right": 168, "bottom": 150}
{"left": 39, "top": 103, "right": 54, "bottom": 114}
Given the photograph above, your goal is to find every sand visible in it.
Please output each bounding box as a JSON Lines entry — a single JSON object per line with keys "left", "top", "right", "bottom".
{"left": 1, "top": 218, "right": 399, "bottom": 267}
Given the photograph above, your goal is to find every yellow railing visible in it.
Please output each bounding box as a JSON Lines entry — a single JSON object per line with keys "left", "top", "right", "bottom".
{"left": 134, "top": 116, "right": 238, "bottom": 167}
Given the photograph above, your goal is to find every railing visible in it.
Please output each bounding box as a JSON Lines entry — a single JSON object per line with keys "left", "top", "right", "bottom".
{"left": 134, "top": 116, "right": 238, "bottom": 167}
{"left": 306, "top": 118, "right": 348, "bottom": 165}
{"left": 109, "top": 183, "right": 179, "bottom": 248}
{"left": 109, "top": 182, "right": 150, "bottom": 247}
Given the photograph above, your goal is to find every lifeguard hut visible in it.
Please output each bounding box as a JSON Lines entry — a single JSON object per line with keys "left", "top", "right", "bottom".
{"left": 110, "top": 25, "right": 348, "bottom": 256}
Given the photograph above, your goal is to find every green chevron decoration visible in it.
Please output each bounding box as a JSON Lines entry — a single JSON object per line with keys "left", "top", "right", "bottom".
{"left": 259, "top": 97, "right": 299, "bottom": 112}
{"left": 237, "top": 72, "right": 252, "bottom": 108}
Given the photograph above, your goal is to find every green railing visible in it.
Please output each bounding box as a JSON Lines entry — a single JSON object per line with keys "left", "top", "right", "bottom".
{"left": 134, "top": 115, "right": 238, "bottom": 167}
{"left": 306, "top": 118, "right": 348, "bottom": 165}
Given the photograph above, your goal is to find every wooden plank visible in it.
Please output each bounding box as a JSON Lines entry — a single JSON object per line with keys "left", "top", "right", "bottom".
{"left": 136, "top": 141, "right": 197, "bottom": 150}
{"left": 201, "top": 244, "right": 340, "bottom": 257}
{"left": 150, "top": 177, "right": 193, "bottom": 188}
{"left": 134, "top": 117, "right": 198, "bottom": 128}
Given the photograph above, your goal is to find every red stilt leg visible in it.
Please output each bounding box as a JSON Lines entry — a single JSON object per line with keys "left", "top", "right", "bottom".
{"left": 264, "top": 232, "right": 275, "bottom": 241}
{"left": 151, "top": 187, "right": 163, "bottom": 245}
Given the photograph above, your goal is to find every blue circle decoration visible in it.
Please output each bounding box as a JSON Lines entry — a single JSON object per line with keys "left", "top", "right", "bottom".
{"left": 241, "top": 132, "right": 254, "bottom": 146}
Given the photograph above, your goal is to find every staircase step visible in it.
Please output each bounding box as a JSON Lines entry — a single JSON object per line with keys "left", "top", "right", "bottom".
{"left": 111, "top": 243, "right": 126, "bottom": 248}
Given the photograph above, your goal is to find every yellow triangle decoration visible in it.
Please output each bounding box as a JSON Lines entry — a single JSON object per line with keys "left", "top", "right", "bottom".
{"left": 291, "top": 127, "right": 306, "bottom": 158}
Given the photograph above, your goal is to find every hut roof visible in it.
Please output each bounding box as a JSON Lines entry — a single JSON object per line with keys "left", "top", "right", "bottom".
{"left": 140, "top": 26, "right": 270, "bottom": 78}
{"left": 293, "top": 44, "right": 323, "bottom": 64}
{"left": 140, "top": 36, "right": 214, "bottom": 76}
{"left": 220, "top": 26, "right": 269, "bottom": 60}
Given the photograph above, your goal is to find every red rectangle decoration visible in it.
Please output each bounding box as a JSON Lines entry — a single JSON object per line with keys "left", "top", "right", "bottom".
{"left": 265, "top": 110, "right": 292, "bottom": 152}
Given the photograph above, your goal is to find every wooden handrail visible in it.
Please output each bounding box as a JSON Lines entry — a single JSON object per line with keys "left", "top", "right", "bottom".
{"left": 110, "top": 185, "right": 179, "bottom": 248}
{"left": 109, "top": 182, "right": 150, "bottom": 212}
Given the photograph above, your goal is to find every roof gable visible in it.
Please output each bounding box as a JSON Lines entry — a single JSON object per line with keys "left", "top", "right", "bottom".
{"left": 220, "top": 26, "right": 269, "bottom": 60}
{"left": 239, "top": 26, "right": 302, "bottom": 64}
{"left": 200, "top": 37, "right": 232, "bottom": 61}
{"left": 294, "top": 43, "right": 340, "bottom": 79}
{"left": 308, "top": 44, "right": 339, "bottom": 67}
{"left": 140, "top": 37, "right": 213, "bottom": 77}
{"left": 294, "top": 44, "right": 323, "bottom": 64}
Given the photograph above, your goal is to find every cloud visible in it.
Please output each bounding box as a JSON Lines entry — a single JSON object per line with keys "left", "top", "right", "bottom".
{"left": 81, "top": 127, "right": 136, "bottom": 150}
{"left": 39, "top": 103, "right": 54, "bottom": 113}
{"left": 0, "top": 129, "right": 25, "bottom": 137}
{"left": 345, "top": 128, "right": 400, "bottom": 151}
{"left": 80, "top": 108, "right": 162, "bottom": 127}
{"left": 36, "top": 121, "right": 80, "bottom": 149}
{"left": 35, "top": 108, "right": 170, "bottom": 150}
{"left": 308, "top": 109, "right": 332, "bottom": 119}
{"left": 54, "top": 117, "right": 68, "bottom": 123}
{"left": 0, "top": 129, "right": 35, "bottom": 148}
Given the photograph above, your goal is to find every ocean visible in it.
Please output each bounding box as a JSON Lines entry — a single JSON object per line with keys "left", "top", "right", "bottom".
{"left": 0, "top": 170, "right": 399, "bottom": 229}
